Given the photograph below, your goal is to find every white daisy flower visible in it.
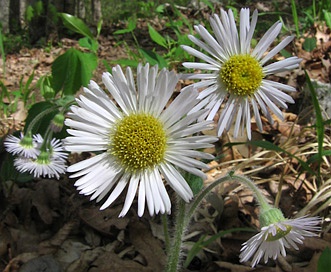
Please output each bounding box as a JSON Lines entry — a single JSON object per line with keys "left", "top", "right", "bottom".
{"left": 181, "top": 8, "right": 302, "bottom": 139}
{"left": 50, "top": 138, "right": 68, "bottom": 162}
{"left": 4, "top": 132, "right": 42, "bottom": 158}
{"left": 240, "top": 212, "right": 321, "bottom": 267}
{"left": 14, "top": 138, "right": 68, "bottom": 179}
{"left": 64, "top": 64, "right": 217, "bottom": 217}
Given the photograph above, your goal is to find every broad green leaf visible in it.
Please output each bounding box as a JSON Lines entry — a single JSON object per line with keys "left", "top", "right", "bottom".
{"left": 318, "top": 247, "right": 331, "bottom": 272}
{"left": 148, "top": 24, "right": 167, "bottom": 48}
{"left": 280, "top": 49, "right": 292, "bottom": 58}
{"left": 303, "top": 37, "right": 317, "bottom": 52}
{"left": 324, "top": 10, "right": 331, "bottom": 29}
{"left": 0, "top": 152, "right": 34, "bottom": 183}
{"left": 184, "top": 172, "right": 203, "bottom": 195}
{"left": 138, "top": 48, "right": 168, "bottom": 68}
{"left": 79, "top": 37, "right": 98, "bottom": 52}
{"left": 156, "top": 4, "right": 165, "bottom": 14}
{"left": 52, "top": 48, "right": 97, "bottom": 95}
{"left": 60, "top": 13, "right": 94, "bottom": 39}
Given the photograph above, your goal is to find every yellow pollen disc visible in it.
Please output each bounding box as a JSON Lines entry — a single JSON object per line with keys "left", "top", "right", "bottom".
{"left": 266, "top": 225, "right": 292, "bottom": 242}
{"left": 109, "top": 113, "right": 167, "bottom": 172}
{"left": 220, "top": 54, "right": 264, "bottom": 96}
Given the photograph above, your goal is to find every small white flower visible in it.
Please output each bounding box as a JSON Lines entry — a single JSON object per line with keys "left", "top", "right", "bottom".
{"left": 240, "top": 215, "right": 321, "bottom": 267}
{"left": 182, "top": 8, "right": 301, "bottom": 139}
{"left": 50, "top": 138, "right": 68, "bottom": 162}
{"left": 64, "top": 64, "right": 217, "bottom": 217}
{"left": 14, "top": 137, "right": 68, "bottom": 179}
{"left": 4, "top": 132, "right": 42, "bottom": 158}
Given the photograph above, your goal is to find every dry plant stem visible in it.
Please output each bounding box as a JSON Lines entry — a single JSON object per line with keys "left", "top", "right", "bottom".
{"left": 165, "top": 197, "right": 186, "bottom": 272}
{"left": 274, "top": 164, "right": 286, "bottom": 208}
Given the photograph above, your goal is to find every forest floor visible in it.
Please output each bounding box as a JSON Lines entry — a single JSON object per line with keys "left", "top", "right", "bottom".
{"left": 1, "top": 2, "right": 331, "bottom": 272}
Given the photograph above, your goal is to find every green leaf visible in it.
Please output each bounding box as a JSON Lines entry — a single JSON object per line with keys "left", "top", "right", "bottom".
{"left": 305, "top": 71, "right": 324, "bottom": 182}
{"left": 324, "top": 10, "right": 331, "bottom": 29}
{"left": 307, "top": 150, "right": 331, "bottom": 165}
{"left": 97, "top": 19, "right": 103, "bottom": 37}
{"left": 59, "top": 13, "right": 94, "bottom": 39}
{"left": 37, "top": 75, "right": 55, "bottom": 100}
{"left": 184, "top": 228, "right": 254, "bottom": 268}
{"left": 52, "top": 48, "right": 97, "bottom": 95}
{"left": 138, "top": 48, "right": 168, "bottom": 68}
{"left": 148, "top": 24, "right": 167, "bottom": 48}
{"left": 0, "top": 152, "right": 34, "bottom": 183}
{"left": 22, "top": 71, "right": 35, "bottom": 104}
{"left": 0, "top": 28, "right": 5, "bottom": 75}
{"left": 110, "top": 58, "right": 139, "bottom": 68}
{"left": 201, "top": 0, "right": 215, "bottom": 12}
{"left": 78, "top": 37, "right": 98, "bottom": 52}
{"left": 318, "top": 247, "right": 331, "bottom": 272}
{"left": 303, "top": 37, "right": 317, "bottom": 52}
{"left": 184, "top": 172, "right": 203, "bottom": 195}
{"left": 113, "top": 17, "right": 136, "bottom": 34}
{"left": 156, "top": 4, "right": 165, "bottom": 14}
{"left": 280, "top": 49, "right": 292, "bottom": 58}
{"left": 26, "top": 5, "right": 34, "bottom": 22}
{"left": 34, "top": 0, "right": 44, "bottom": 16}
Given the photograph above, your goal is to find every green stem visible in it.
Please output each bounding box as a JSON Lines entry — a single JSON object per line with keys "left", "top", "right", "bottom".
{"left": 187, "top": 173, "right": 231, "bottom": 221}
{"left": 166, "top": 171, "right": 272, "bottom": 271}
{"left": 229, "top": 174, "right": 272, "bottom": 211}
{"left": 161, "top": 214, "right": 170, "bottom": 255}
{"left": 165, "top": 197, "right": 186, "bottom": 272}
{"left": 25, "top": 106, "right": 58, "bottom": 133}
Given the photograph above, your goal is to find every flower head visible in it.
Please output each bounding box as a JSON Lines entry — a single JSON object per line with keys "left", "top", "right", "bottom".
{"left": 182, "top": 8, "right": 301, "bottom": 139}
{"left": 50, "top": 113, "right": 65, "bottom": 133}
{"left": 240, "top": 208, "right": 321, "bottom": 267}
{"left": 14, "top": 137, "right": 68, "bottom": 179}
{"left": 64, "top": 64, "right": 217, "bottom": 217}
{"left": 4, "top": 132, "right": 42, "bottom": 158}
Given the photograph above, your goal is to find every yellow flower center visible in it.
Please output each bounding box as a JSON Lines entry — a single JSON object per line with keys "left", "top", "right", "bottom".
{"left": 220, "top": 54, "right": 264, "bottom": 96}
{"left": 266, "top": 225, "right": 292, "bottom": 241}
{"left": 109, "top": 113, "right": 167, "bottom": 173}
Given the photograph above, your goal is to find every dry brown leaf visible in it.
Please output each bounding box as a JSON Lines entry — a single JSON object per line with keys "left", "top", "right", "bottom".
{"left": 129, "top": 219, "right": 166, "bottom": 270}
{"left": 10, "top": 180, "right": 61, "bottom": 225}
{"left": 38, "top": 221, "right": 78, "bottom": 255}
{"left": 89, "top": 251, "right": 153, "bottom": 272}
{"left": 3, "top": 252, "right": 39, "bottom": 272}
{"left": 79, "top": 205, "right": 130, "bottom": 236}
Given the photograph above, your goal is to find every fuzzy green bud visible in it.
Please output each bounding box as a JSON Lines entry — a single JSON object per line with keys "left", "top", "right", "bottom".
{"left": 51, "top": 113, "right": 65, "bottom": 133}
{"left": 259, "top": 208, "right": 286, "bottom": 227}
